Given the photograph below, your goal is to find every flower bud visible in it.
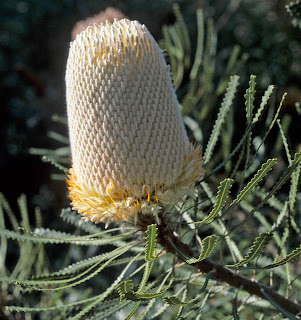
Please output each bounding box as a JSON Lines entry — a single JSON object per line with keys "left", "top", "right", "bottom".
{"left": 66, "top": 19, "right": 204, "bottom": 225}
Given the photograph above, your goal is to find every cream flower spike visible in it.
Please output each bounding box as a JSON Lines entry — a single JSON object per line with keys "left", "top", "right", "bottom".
{"left": 66, "top": 18, "right": 204, "bottom": 225}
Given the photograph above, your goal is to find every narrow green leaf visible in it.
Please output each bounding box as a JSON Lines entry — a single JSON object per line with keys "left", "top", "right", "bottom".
{"left": 277, "top": 119, "right": 292, "bottom": 164}
{"left": 186, "top": 235, "right": 218, "bottom": 264}
{"left": 0, "top": 205, "right": 8, "bottom": 276}
{"left": 252, "top": 85, "right": 274, "bottom": 124}
{"left": 190, "top": 9, "right": 204, "bottom": 80}
{"left": 137, "top": 261, "right": 153, "bottom": 293}
{"left": 47, "top": 130, "right": 69, "bottom": 144}
{"left": 245, "top": 75, "right": 256, "bottom": 122}
{"left": 164, "top": 296, "right": 188, "bottom": 306}
{"left": 164, "top": 283, "right": 207, "bottom": 306}
{"left": 68, "top": 252, "right": 141, "bottom": 320}
{"left": 204, "top": 75, "right": 240, "bottom": 164}
{"left": 60, "top": 208, "right": 101, "bottom": 234}
{"left": 231, "top": 158, "right": 277, "bottom": 207}
{"left": 42, "top": 155, "right": 68, "bottom": 172}
{"left": 138, "top": 271, "right": 173, "bottom": 320}
{"left": 0, "top": 228, "right": 132, "bottom": 246}
{"left": 88, "top": 301, "right": 131, "bottom": 320}
{"left": 226, "top": 150, "right": 301, "bottom": 238}
{"left": 291, "top": 149, "right": 301, "bottom": 167}
{"left": 233, "top": 290, "right": 241, "bottom": 320}
{"left": 5, "top": 295, "right": 101, "bottom": 312}
{"left": 137, "top": 279, "right": 174, "bottom": 300}
{"left": 289, "top": 163, "right": 301, "bottom": 212}
{"left": 260, "top": 289, "right": 298, "bottom": 320}
{"left": 3, "top": 243, "right": 136, "bottom": 288}
{"left": 117, "top": 280, "right": 134, "bottom": 300}
{"left": 203, "top": 123, "right": 253, "bottom": 180}
{"left": 262, "top": 244, "right": 301, "bottom": 269}
{"left": 226, "top": 232, "right": 273, "bottom": 267}
{"left": 120, "top": 279, "right": 174, "bottom": 302}
{"left": 145, "top": 224, "right": 157, "bottom": 262}
{"left": 0, "top": 193, "right": 19, "bottom": 232}
{"left": 196, "top": 178, "right": 233, "bottom": 224}
{"left": 173, "top": 3, "right": 190, "bottom": 68}
{"left": 125, "top": 301, "right": 141, "bottom": 320}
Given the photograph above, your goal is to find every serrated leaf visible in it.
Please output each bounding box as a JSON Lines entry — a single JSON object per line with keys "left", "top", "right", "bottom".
{"left": 245, "top": 75, "right": 256, "bottom": 122}
{"left": 226, "top": 232, "right": 273, "bottom": 267}
{"left": 6, "top": 296, "right": 101, "bottom": 313}
{"left": 117, "top": 280, "right": 134, "bottom": 300}
{"left": 262, "top": 243, "right": 301, "bottom": 269}
{"left": 137, "top": 261, "right": 152, "bottom": 294}
{"left": 60, "top": 208, "right": 100, "bottom": 234}
{"left": 137, "top": 278, "right": 174, "bottom": 300}
{"left": 277, "top": 119, "right": 292, "bottom": 165}
{"left": 186, "top": 235, "right": 218, "bottom": 264}
{"left": 204, "top": 75, "right": 240, "bottom": 164}
{"left": 0, "top": 228, "right": 132, "bottom": 246}
{"left": 252, "top": 85, "right": 274, "bottom": 124}
{"left": 145, "top": 224, "right": 157, "bottom": 262}
{"left": 289, "top": 163, "right": 301, "bottom": 212}
{"left": 163, "top": 296, "right": 188, "bottom": 306}
{"left": 225, "top": 150, "right": 301, "bottom": 237}
{"left": 291, "top": 149, "right": 301, "bottom": 167}
{"left": 121, "top": 279, "right": 174, "bottom": 302}
{"left": 3, "top": 243, "right": 136, "bottom": 289}
{"left": 87, "top": 301, "right": 131, "bottom": 320}
{"left": 62, "top": 253, "right": 141, "bottom": 320}
{"left": 163, "top": 277, "right": 208, "bottom": 306}
{"left": 231, "top": 158, "right": 277, "bottom": 207}
{"left": 196, "top": 178, "right": 233, "bottom": 224}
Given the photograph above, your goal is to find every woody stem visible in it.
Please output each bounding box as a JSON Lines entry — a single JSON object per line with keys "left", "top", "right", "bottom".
{"left": 156, "top": 221, "right": 301, "bottom": 317}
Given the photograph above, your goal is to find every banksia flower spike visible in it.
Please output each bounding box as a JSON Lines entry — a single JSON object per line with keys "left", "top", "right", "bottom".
{"left": 66, "top": 19, "right": 204, "bottom": 225}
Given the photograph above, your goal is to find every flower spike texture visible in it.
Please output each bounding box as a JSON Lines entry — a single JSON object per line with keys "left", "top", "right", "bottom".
{"left": 66, "top": 19, "right": 204, "bottom": 225}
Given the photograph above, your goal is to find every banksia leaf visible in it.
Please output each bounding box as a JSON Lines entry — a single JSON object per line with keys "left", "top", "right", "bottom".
{"left": 163, "top": 290, "right": 205, "bottom": 306}
{"left": 204, "top": 75, "right": 239, "bottom": 164}
{"left": 65, "top": 19, "right": 204, "bottom": 225}
{"left": 230, "top": 158, "right": 277, "bottom": 207}
{"left": 134, "top": 290, "right": 169, "bottom": 300}
{"left": 164, "top": 296, "right": 189, "bottom": 306}
{"left": 252, "top": 85, "right": 274, "bottom": 124}
{"left": 186, "top": 235, "right": 218, "bottom": 264}
{"left": 164, "top": 273, "right": 210, "bottom": 305}
{"left": 137, "top": 261, "right": 152, "bottom": 293}
{"left": 145, "top": 224, "right": 157, "bottom": 262}
{"left": 226, "top": 232, "right": 273, "bottom": 267}
{"left": 119, "top": 279, "right": 174, "bottom": 301}
{"left": 262, "top": 244, "right": 301, "bottom": 269}
{"left": 117, "top": 280, "right": 134, "bottom": 300}
{"left": 245, "top": 75, "right": 256, "bottom": 123}
{"left": 196, "top": 178, "right": 233, "bottom": 224}
{"left": 125, "top": 302, "right": 141, "bottom": 320}
{"left": 291, "top": 149, "right": 301, "bottom": 167}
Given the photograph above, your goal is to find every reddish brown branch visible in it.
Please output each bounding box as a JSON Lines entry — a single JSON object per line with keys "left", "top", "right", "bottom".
{"left": 158, "top": 225, "right": 301, "bottom": 317}
{"left": 135, "top": 210, "right": 301, "bottom": 316}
